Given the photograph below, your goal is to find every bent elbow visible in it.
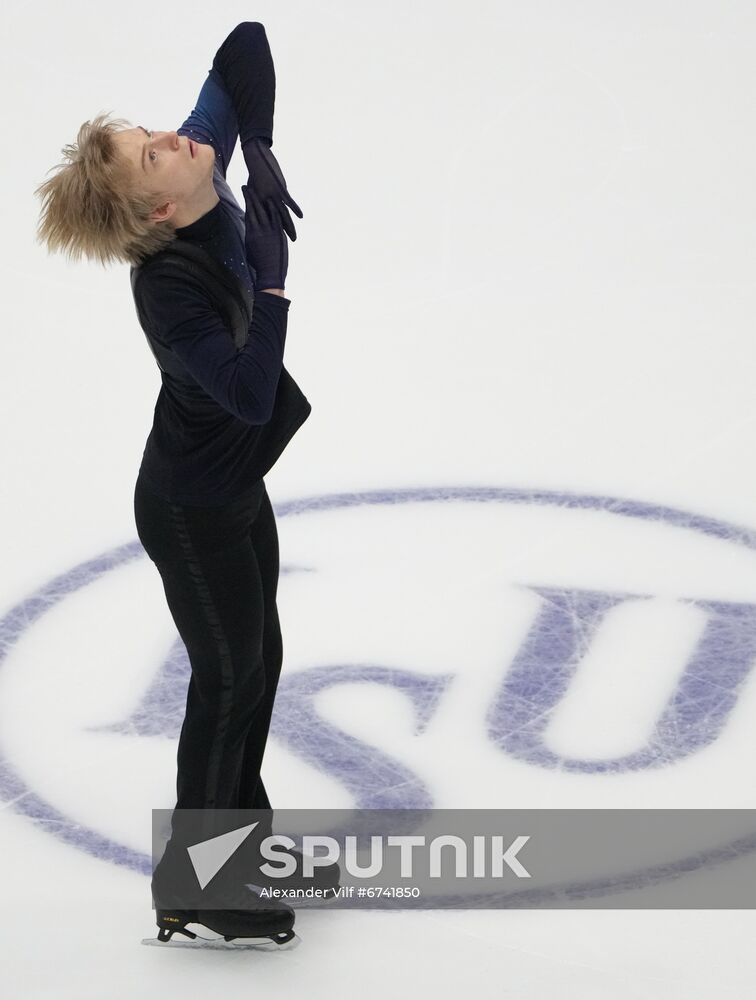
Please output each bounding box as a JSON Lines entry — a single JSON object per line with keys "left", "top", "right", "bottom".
{"left": 237, "top": 397, "right": 275, "bottom": 426}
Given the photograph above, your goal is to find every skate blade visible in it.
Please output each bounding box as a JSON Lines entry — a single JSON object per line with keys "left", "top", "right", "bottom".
{"left": 141, "top": 929, "right": 300, "bottom": 951}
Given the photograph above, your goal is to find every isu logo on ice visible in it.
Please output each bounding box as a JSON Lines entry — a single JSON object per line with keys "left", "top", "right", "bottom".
{"left": 1, "top": 485, "right": 755, "bottom": 873}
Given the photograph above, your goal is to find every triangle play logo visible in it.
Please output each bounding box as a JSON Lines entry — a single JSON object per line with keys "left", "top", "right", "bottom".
{"left": 186, "top": 822, "right": 259, "bottom": 889}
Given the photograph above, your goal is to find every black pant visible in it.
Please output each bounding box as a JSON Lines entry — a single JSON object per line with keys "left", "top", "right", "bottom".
{"left": 133, "top": 473, "right": 282, "bottom": 815}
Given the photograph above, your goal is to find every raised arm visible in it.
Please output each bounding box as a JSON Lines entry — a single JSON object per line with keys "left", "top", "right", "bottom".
{"left": 211, "top": 22, "right": 275, "bottom": 152}
{"left": 176, "top": 22, "right": 276, "bottom": 179}
{"left": 213, "top": 21, "right": 303, "bottom": 242}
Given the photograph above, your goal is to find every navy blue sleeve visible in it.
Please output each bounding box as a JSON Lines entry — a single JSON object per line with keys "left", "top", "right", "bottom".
{"left": 177, "top": 67, "right": 240, "bottom": 179}
{"left": 139, "top": 275, "right": 290, "bottom": 425}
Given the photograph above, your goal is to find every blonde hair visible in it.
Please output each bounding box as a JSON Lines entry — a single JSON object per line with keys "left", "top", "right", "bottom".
{"left": 33, "top": 111, "right": 178, "bottom": 268}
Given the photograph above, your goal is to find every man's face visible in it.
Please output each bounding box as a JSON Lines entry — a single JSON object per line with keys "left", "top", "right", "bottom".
{"left": 113, "top": 126, "right": 215, "bottom": 223}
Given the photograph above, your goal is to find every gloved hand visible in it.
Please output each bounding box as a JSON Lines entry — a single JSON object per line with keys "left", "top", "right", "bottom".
{"left": 241, "top": 184, "right": 288, "bottom": 290}
{"left": 242, "top": 138, "right": 303, "bottom": 241}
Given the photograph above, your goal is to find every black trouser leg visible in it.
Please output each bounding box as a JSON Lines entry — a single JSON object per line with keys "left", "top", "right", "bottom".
{"left": 237, "top": 485, "right": 284, "bottom": 811}
{"left": 134, "top": 475, "right": 280, "bottom": 821}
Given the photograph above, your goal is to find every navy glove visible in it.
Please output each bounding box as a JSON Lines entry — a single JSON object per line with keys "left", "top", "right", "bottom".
{"left": 242, "top": 184, "right": 288, "bottom": 290}
{"left": 242, "top": 138, "right": 303, "bottom": 241}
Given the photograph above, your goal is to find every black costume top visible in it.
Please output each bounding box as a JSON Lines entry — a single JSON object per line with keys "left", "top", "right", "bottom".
{"left": 130, "top": 22, "right": 311, "bottom": 506}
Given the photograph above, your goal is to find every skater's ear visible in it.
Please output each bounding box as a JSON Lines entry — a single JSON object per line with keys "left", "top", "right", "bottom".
{"left": 148, "top": 200, "right": 177, "bottom": 224}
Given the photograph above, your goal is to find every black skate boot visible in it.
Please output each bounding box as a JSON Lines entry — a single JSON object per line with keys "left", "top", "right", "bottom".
{"left": 150, "top": 839, "right": 198, "bottom": 938}
{"left": 147, "top": 838, "right": 297, "bottom": 949}
{"left": 152, "top": 894, "right": 296, "bottom": 948}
